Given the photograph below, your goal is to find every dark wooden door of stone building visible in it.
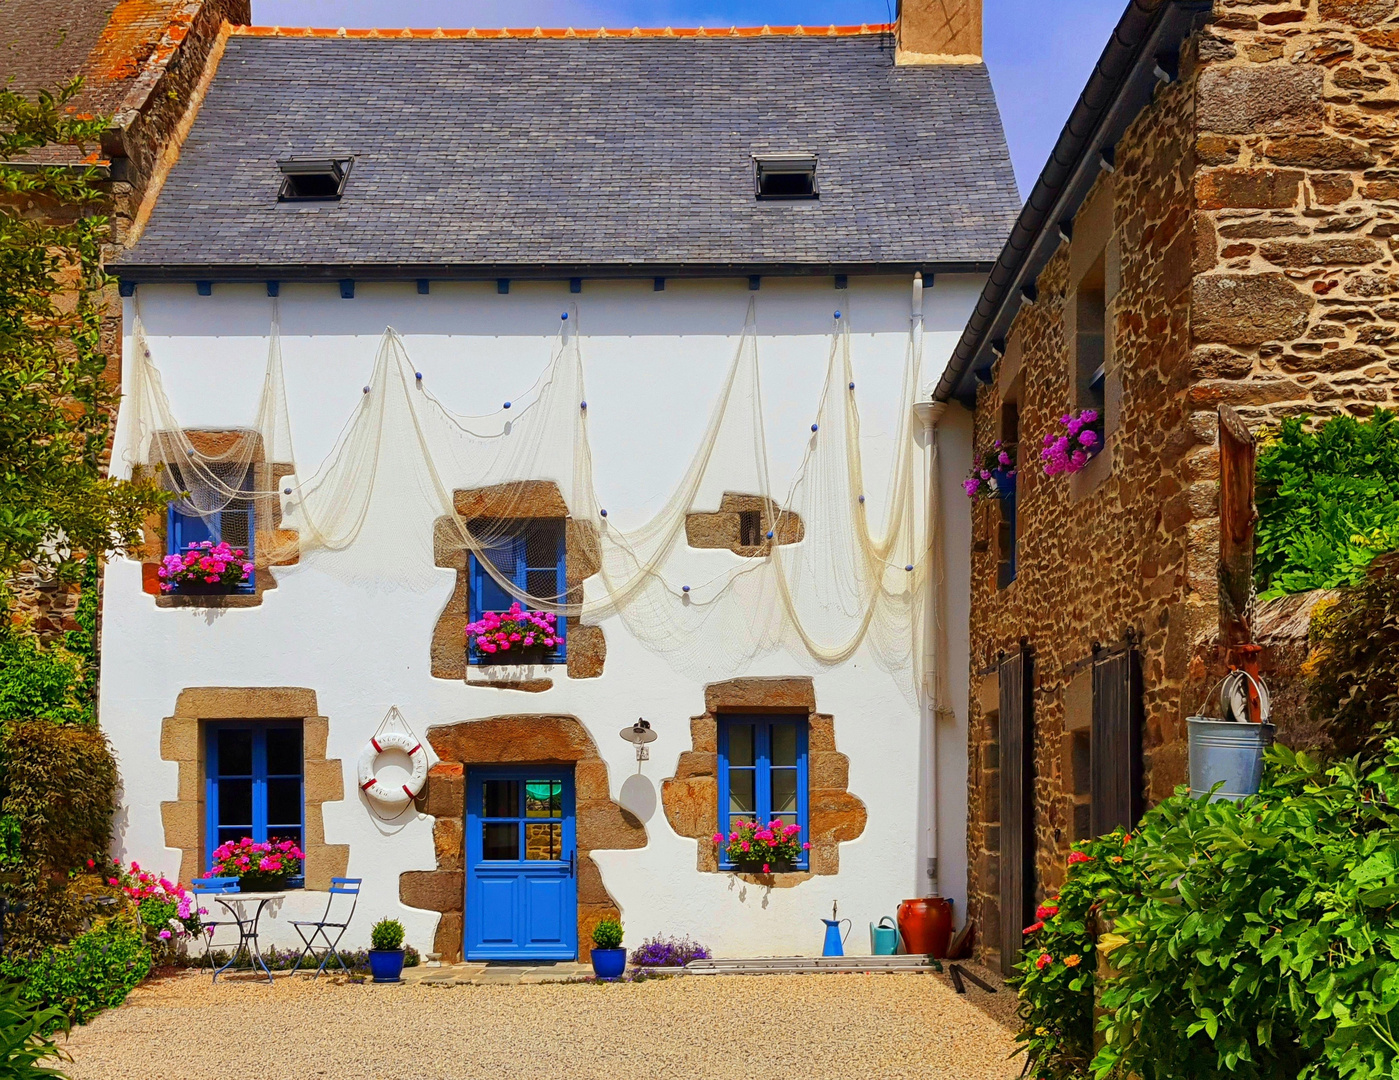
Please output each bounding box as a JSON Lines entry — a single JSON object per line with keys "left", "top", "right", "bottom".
{"left": 998, "top": 646, "right": 1035, "bottom": 977}
{"left": 1091, "top": 648, "right": 1144, "bottom": 837}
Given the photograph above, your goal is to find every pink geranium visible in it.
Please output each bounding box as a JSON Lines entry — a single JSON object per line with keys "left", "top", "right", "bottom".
{"left": 721, "top": 819, "right": 805, "bottom": 870}
{"left": 1041, "top": 410, "right": 1102, "bottom": 476}
{"left": 465, "top": 602, "right": 560, "bottom": 658}
{"left": 157, "top": 540, "right": 253, "bottom": 593}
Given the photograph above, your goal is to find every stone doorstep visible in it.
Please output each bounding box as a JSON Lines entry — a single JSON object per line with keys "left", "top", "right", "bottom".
{"left": 409, "top": 961, "right": 591, "bottom": 986}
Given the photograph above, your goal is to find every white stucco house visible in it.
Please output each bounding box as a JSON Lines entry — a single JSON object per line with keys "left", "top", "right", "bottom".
{"left": 105, "top": 4, "right": 1018, "bottom": 963}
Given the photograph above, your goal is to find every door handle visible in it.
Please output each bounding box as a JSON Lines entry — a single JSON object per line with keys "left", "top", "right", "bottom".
{"left": 569, "top": 850, "right": 576, "bottom": 877}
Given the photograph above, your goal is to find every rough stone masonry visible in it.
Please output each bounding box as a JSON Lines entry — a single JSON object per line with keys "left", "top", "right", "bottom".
{"left": 963, "top": 0, "right": 1399, "bottom": 970}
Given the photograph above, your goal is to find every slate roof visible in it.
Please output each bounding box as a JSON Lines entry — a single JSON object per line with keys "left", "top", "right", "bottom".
{"left": 120, "top": 29, "right": 1021, "bottom": 277}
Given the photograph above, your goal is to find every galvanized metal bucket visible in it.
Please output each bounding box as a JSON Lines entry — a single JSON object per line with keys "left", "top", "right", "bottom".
{"left": 1187, "top": 717, "right": 1275, "bottom": 802}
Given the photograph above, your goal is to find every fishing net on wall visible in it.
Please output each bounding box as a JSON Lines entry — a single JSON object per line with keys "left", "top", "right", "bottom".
{"left": 120, "top": 295, "right": 950, "bottom": 699}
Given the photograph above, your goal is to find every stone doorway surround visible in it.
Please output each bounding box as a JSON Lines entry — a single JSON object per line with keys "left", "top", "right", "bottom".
{"left": 404, "top": 715, "right": 646, "bottom": 963}
{"left": 661, "top": 677, "right": 867, "bottom": 887}
{"left": 158, "top": 687, "right": 348, "bottom": 888}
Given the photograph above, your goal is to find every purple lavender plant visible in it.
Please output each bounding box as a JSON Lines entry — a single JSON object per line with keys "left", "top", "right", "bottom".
{"left": 627, "top": 934, "right": 711, "bottom": 968}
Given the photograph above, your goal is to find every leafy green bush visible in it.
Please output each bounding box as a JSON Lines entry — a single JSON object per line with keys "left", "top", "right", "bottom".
{"left": 0, "top": 920, "right": 150, "bottom": 1028}
{"left": 1013, "top": 744, "right": 1399, "bottom": 1080}
{"left": 1010, "top": 830, "right": 1137, "bottom": 1079}
{"left": 0, "top": 979, "right": 70, "bottom": 1078}
{"left": 1256, "top": 410, "right": 1399, "bottom": 599}
{"left": 1308, "top": 558, "right": 1399, "bottom": 758}
{"left": 369, "top": 917, "right": 404, "bottom": 951}
{"left": 0, "top": 633, "right": 88, "bottom": 728}
{"left": 0, "top": 721, "right": 118, "bottom": 949}
{"left": 591, "top": 919, "right": 623, "bottom": 950}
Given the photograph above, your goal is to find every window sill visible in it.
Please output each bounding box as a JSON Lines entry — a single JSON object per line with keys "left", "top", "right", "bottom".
{"left": 723, "top": 867, "right": 814, "bottom": 889}
{"left": 1069, "top": 441, "right": 1113, "bottom": 502}
{"left": 156, "top": 592, "right": 262, "bottom": 609}
{"left": 465, "top": 663, "right": 555, "bottom": 693}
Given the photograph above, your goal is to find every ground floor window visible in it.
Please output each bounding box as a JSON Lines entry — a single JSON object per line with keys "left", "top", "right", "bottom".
{"left": 206, "top": 723, "right": 304, "bottom": 884}
{"left": 717, "top": 716, "right": 808, "bottom": 870}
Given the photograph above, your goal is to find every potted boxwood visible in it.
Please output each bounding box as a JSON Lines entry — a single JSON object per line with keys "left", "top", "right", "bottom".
{"left": 368, "top": 917, "right": 407, "bottom": 983}
{"left": 590, "top": 918, "right": 626, "bottom": 980}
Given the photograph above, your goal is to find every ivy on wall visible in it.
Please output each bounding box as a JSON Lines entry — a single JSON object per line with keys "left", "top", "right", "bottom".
{"left": 1255, "top": 410, "right": 1399, "bottom": 600}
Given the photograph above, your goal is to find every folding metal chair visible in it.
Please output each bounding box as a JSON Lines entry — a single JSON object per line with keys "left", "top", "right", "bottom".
{"left": 289, "top": 878, "right": 361, "bottom": 977}
{"left": 191, "top": 877, "right": 242, "bottom": 981}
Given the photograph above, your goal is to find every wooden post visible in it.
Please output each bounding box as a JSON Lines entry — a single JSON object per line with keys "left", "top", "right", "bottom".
{"left": 1218, "top": 405, "right": 1262, "bottom": 721}
{"left": 1218, "top": 405, "right": 1256, "bottom": 646}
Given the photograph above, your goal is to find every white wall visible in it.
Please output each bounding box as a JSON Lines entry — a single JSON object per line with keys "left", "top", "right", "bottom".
{"left": 101, "top": 274, "right": 978, "bottom": 958}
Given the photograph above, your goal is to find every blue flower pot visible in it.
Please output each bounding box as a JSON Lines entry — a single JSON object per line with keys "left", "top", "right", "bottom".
{"left": 368, "top": 949, "right": 405, "bottom": 983}
{"left": 591, "top": 948, "right": 626, "bottom": 980}
{"left": 989, "top": 468, "right": 1016, "bottom": 499}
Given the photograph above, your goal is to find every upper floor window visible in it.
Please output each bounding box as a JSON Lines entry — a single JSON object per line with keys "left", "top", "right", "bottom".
{"left": 165, "top": 463, "right": 255, "bottom": 595}
{"left": 1075, "top": 249, "right": 1107, "bottom": 424}
{"left": 468, "top": 519, "right": 566, "bottom": 664}
{"left": 997, "top": 372, "right": 1022, "bottom": 591}
{"left": 717, "top": 716, "right": 809, "bottom": 870}
{"left": 206, "top": 723, "right": 304, "bottom": 886}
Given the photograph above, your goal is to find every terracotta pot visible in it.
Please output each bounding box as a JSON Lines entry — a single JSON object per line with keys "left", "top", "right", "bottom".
{"left": 897, "top": 896, "right": 954, "bottom": 958}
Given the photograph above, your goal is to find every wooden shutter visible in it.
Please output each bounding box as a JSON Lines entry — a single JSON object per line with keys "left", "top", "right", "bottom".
{"left": 998, "top": 646, "right": 1035, "bottom": 977}
{"left": 1091, "top": 648, "right": 1143, "bottom": 837}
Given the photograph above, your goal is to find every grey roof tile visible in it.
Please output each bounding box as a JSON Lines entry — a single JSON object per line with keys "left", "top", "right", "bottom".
{"left": 121, "top": 33, "right": 1019, "bottom": 271}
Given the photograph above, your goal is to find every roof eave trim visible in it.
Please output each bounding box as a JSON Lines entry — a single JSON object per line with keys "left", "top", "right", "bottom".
{"left": 111, "top": 260, "right": 997, "bottom": 282}
{"left": 935, "top": 0, "right": 1211, "bottom": 404}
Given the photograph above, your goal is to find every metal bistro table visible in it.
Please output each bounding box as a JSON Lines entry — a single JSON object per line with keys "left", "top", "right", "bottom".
{"left": 210, "top": 892, "right": 286, "bottom": 983}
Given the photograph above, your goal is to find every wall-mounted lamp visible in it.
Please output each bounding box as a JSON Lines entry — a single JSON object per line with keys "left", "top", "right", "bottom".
{"left": 619, "top": 718, "right": 657, "bottom": 761}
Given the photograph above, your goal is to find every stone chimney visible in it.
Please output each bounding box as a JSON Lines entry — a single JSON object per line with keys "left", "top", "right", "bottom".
{"left": 896, "top": 0, "right": 983, "bottom": 65}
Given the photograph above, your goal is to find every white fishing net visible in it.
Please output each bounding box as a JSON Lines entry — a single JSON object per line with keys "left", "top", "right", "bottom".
{"left": 121, "top": 294, "right": 950, "bottom": 700}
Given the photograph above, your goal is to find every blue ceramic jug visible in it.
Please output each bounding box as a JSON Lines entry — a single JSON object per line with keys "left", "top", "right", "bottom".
{"left": 822, "top": 917, "right": 852, "bottom": 956}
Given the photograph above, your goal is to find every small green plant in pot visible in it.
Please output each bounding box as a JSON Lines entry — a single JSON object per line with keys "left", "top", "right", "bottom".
{"left": 590, "top": 918, "right": 625, "bottom": 980}
{"left": 368, "top": 918, "right": 406, "bottom": 983}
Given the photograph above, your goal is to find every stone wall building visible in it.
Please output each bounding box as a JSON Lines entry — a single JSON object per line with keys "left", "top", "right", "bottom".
{"left": 1, "top": 0, "right": 248, "bottom": 637}
{"left": 936, "top": 0, "right": 1399, "bottom": 974}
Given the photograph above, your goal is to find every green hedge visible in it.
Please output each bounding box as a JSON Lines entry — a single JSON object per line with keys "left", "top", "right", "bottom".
{"left": 1013, "top": 744, "right": 1399, "bottom": 1080}
{"left": 0, "top": 721, "right": 117, "bottom": 949}
{"left": 0, "top": 920, "right": 149, "bottom": 1029}
{"left": 1256, "top": 409, "right": 1399, "bottom": 599}
{"left": 1309, "top": 560, "right": 1399, "bottom": 758}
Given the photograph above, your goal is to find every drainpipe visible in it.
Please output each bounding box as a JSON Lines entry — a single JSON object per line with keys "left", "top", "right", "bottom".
{"left": 911, "top": 271, "right": 948, "bottom": 899}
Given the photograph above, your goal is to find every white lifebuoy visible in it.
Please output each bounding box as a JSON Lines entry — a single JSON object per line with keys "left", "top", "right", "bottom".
{"left": 357, "top": 731, "right": 429, "bottom": 807}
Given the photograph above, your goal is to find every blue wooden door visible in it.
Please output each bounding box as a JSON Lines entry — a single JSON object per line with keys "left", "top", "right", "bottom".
{"left": 465, "top": 768, "right": 577, "bottom": 961}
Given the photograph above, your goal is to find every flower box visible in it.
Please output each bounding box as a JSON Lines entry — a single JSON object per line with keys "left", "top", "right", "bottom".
{"left": 715, "top": 818, "right": 809, "bottom": 873}
{"left": 466, "top": 603, "right": 562, "bottom": 664}
{"left": 211, "top": 837, "right": 305, "bottom": 891}
{"left": 159, "top": 541, "right": 253, "bottom": 594}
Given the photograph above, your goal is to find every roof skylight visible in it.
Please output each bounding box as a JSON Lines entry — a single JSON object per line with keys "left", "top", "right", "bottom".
{"left": 277, "top": 157, "right": 352, "bottom": 201}
{"left": 754, "top": 154, "right": 819, "bottom": 200}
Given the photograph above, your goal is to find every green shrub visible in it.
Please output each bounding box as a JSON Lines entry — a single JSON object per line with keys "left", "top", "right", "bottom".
{"left": 0, "top": 979, "right": 70, "bottom": 1078}
{"left": 0, "top": 633, "right": 88, "bottom": 728}
{"left": 1013, "top": 744, "right": 1399, "bottom": 1080}
{"left": 1308, "top": 559, "right": 1399, "bottom": 758}
{"left": 369, "top": 917, "right": 404, "bottom": 952}
{"left": 1256, "top": 410, "right": 1399, "bottom": 599}
{"left": 0, "top": 920, "right": 150, "bottom": 1028}
{"left": 0, "top": 721, "right": 117, "bottom": 949}
{"left": 1010, "top": 829, "right": 1137, "bottom": 1079}
{"left": 591, "top": 919, "right": 623, "bottom": 950}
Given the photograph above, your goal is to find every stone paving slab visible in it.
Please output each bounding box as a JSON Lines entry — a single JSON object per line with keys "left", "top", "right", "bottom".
{"left": 408, "top": 961, "right": 589, "bottom": 986}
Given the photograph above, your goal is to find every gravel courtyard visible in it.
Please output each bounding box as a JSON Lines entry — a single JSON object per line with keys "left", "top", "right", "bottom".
{"left": 62, "top": 969, "right": 1020, "bottom": 1080}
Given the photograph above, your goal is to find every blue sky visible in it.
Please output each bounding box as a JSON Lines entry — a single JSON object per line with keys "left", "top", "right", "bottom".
{"left": 250, "top": 0, "right": 1125, "bottom": 195}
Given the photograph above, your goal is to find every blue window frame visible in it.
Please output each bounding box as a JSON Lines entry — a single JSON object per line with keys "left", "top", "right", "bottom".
{"left": 717, "top": 716, "right": 809, "bottom": 870}
{"left": 205, "top": 723, "right": 304, "bottom": 886}
{"left": 166, "top": 464, "right": 255, "bottom": 594}
{"left": 468, "top": 520, "right": 566, "bottom": 664}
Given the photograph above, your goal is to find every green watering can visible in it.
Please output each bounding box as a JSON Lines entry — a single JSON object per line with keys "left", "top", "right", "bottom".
{"left": 870, "top": 915, "right": 899, "bottom": 956}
